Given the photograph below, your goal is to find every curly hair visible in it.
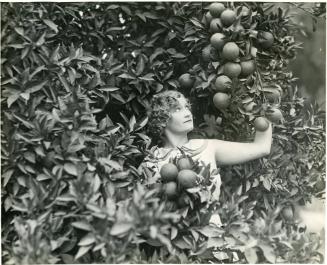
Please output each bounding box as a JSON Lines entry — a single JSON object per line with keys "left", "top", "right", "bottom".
{"left": 147, "top": 90, "right": 190, "bottom": 146}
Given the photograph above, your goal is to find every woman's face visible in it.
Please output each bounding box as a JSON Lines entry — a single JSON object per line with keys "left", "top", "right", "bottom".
{"left": 165, "top": 96, "right": 193, "bottom": 134}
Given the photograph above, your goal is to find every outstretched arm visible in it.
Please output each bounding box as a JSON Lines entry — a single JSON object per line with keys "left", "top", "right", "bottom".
{"left": 211, "top": 122, "right": 273, "bottom": 166}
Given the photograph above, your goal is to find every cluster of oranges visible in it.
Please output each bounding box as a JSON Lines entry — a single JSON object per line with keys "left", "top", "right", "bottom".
{"left": 204, "top": 3, "right": 283, "bottom": 125}
{"left": 178, "top": 3, "right": 283, "bottom": 129}
{"left": 205, "top": 4, "right": 259, "bottom": 108}
{"left": 160, "top": 157, "right": 198, "bottom": 200}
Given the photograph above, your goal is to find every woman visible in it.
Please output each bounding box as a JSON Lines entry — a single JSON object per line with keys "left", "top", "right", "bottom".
{"left": 142, "top": 90, "right": 272, "bottom": 224}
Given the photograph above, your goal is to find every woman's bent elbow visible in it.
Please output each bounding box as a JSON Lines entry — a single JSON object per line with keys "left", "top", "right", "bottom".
{"left": 263, "top": 146, "right": 271, "bottom": 156}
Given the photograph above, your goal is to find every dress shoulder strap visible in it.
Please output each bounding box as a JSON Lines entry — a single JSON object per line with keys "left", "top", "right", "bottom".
{"left": 181, "top": 139, "right": 208, "bottom": 157}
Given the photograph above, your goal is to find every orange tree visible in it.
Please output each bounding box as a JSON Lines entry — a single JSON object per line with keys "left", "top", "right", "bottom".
{"left": 1, "top": 2, "right": 325, "bottom": 264}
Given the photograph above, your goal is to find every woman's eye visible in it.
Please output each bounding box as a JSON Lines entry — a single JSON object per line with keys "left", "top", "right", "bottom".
{"left": 175, "top": 108, "right": 181, "bottom": 112}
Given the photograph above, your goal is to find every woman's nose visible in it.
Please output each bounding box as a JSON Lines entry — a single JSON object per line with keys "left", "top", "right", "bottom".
{"left": 184, "top": 109, "right": 192, "bottom": 118}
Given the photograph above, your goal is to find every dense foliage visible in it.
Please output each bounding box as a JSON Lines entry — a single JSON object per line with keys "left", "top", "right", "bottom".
{"left": 1, "top": 2, "right": 325, "bottom": 264}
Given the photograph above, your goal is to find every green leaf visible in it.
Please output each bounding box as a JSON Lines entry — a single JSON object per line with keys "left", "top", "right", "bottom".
{"left": 173, "top": 238, "right": 192, "bottom": 249}
{"left": 36, "top": 173, "right": 52, "bottom": 181}
{"left": 189, "top": 18, "right": 204, "bottom": 29}
{"left": 64, "top": 163, "right": 78, "bottom": 176}
{"left": 3, "top": 169, "right": 14, "bottom": 186}
{"left": 78, "top": 234, "right": 96, "bottom": 246}
{"left": 136, "top": 116, "right": 148, "bottom": 130}
{"left": 20, "top": 92, "right": 30, "bottom": 101}
{"left": 172, "top": 53, "right": 186, "bottom": 59}
{"left": 111, "top": 93, "right": 125, "bottom": 103}
{"left": 258, "top": 243, "right": 276, "bottom": 263}
{"left": 68, "top": 68, "right": 76, "bottom": 84}
{"left": 118, "top": 73, "right": 135, "bottom": 79}
{"left": 24, "top": 151, "right": 36, "bottom": 163}
{"left": 262, "top": 178, "right": 271, "bottom": 191}
{"left": 43, "top": 19, "right": 58, "bottom": 33}
{"left": 86, "top": 203, "right": 102, "bottom": 213}
{"left": 58, "top": 74, "right": 70, "bottom": 92}
{"left": 207, "top": 237, "right": 225, "bottom": 248}
{"left": 30, "top": 65, "right": 46, "bottom": 79}
{"left": 50, "top": 44, "right": 60, "bottom": 61}
{"left": 7, "top": 93, "right": 20, "bottom": 107}
{"left": 121, "top": 5, "right": 132, "bottom": 15}
{"left": 13, "top": 113, "right": 34, "bottom": 129}
{"left": 93, "top": 243, "right": 106, "bottom": 252}
{"left": 139, "top": 73, "right": 154, "bottom": 81}
{"left": 110, "top": 222, "right": 133, "bottom": 236}
{"left": 197, "top": 225, "right": 223, "bottom": 237}
{"left": 135, "top": 56, "right": 145, "bottom": 76}
{"left": 56, "top": 195, "right": 76, "bottom": 202}
{"left": 72, "top": 221, "right": 92, "bottom": 231}
{"left": 75, "top": 245, "right": 92, "bottom": 260}
{"left": 14, "top": 27, "right": 24, "bottom": 36}
{"left": 92, "top": 174, "right": 101, "bottom": 193}
{"left": 7, "top": 44, "right": 25, "bottom": 49}
{"left": 182, "top": 36, "right": 200, "bottom": 42}
{"left": 129, "top": 115, "right": 136, "bottom": 131}
{"left": 36, "top": 32, "right": 46, "bottom": 46}
{"left": 136, "top": 12, "right": 147, "bottom": 22}
{"left": 171, "top": 227, "right": 178, "bottom": 240}
{"left": 99, "top": 87, "right": 120, "bottom": 92}
{"left": 105, "top": 198, "right": 116, "bottom": 216}
{"left": 26, "top": 80, "right": 48, "bottom": 94}
{"left": 244, "top": 248, "right": 258, "bottom": 264}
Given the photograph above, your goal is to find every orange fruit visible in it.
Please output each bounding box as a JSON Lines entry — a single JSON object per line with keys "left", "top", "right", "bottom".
{"left": 220, "top": 9, "right": 236, "bottom": 26}
{"left": 210, "top": 18, "right": 223, "bottom": 33}
{"left": 177, "top": 194, "right": 190, "bottom": 207}
{"left": 160, "top": 163, "right": 178, "bottom": 183}
{"left": 205, "top": 11, "right": 213, "bottom": 26}
{"left": 202, "top": 45, "right": 211, "bottom": 62}
{"left": 210, "top": 33, "right": 226, "bottom": 50}
{"left": 267, "top": 108, "right": 283, "bottom": 123}
{"left": 254, "top": 117, "right": 269, "bottom": 131}
{"left": 163, "top": 181, "right": 178, "bottom": 199}
{"left": 210, "top": 45, "right": 219, "bottom": 61}
{"left": 178, "top": 73, "right": 194, "bottom": 89}
{"left": 258, "top": 31, "right": 274, "bottom": 49}
{"left": 222, "top": 42, "right": 239, "bottom": 60}
{"left": 177, "top": 157, "right": 193, "bottom": 170}
{"left": 264, "top": 90, "right": 281, "bottom": 102}
{"left": 243, "top": 102, "right": 256, "bottom": 112}
{"left": 240, "top": 60, "right": 256, "bottom": 77}
{"left": 315, "top": 179, "right": 325, "bottom": 191}
{"left": 213, "top": 92, "right": 230, "bottom": 110}
{"left": 240, "top": 6, "right": 250, "bottom": 17}
{"left": 177, "top": 169, "right": 197, "bottom": 189}
{"left": 209, "top": 3, "right": 226, "bottom": 17}
{"left": 223, "top": 62, "right": 241, "bottom": 78}
{"left": 281, "top": 206, "right": 294, "bottom": 221}
{"left": 202, "top": 45, "right": 219, "bottom": 61}
{"left": 214, "top": 75, "right": 232, "bottom": 91}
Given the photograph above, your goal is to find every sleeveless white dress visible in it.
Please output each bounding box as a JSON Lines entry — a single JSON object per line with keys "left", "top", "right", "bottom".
{"left": 142, "top": 139, "right": 222, "bottom": 226}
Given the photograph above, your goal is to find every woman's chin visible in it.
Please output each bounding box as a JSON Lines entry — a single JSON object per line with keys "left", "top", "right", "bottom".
{"left": 185, "top": 124, "right": 194, "bottom": 132}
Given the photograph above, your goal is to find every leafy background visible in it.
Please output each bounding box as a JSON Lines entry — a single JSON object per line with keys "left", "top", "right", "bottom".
{"left": 1, "top": 2, "right": 325, "bottom": 264}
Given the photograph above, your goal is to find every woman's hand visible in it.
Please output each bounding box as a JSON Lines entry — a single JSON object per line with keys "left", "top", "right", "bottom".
{"left": 210, "top": 121, "right": 273, "bottom": 166}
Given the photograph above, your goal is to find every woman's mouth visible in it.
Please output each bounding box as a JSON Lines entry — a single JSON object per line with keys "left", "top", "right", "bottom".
{"left": 184, "top": 120, "right": 192, "bottom": 123}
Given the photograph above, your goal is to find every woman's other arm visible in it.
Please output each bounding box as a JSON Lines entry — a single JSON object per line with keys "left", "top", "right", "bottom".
{"left": 212, "top": 122, "right": 273, "bottom": 166}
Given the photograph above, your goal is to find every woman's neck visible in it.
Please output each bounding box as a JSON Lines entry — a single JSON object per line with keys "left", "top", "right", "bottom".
{"left": 164, "top": 131, "right": 189, "bottom": 149}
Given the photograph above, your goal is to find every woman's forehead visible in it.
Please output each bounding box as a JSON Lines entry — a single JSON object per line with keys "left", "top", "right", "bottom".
{"left": 176, "top": 96, "right": 188, "bottom": 105}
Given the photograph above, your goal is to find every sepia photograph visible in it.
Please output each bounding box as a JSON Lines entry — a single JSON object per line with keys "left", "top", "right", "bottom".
{"left": 1, "top": 1, "right": 326, "bottom": 264}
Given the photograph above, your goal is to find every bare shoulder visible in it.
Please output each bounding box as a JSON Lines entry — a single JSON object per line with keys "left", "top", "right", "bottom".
{"left": 187, "top": 138, "right": 209, "bottom": 150}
